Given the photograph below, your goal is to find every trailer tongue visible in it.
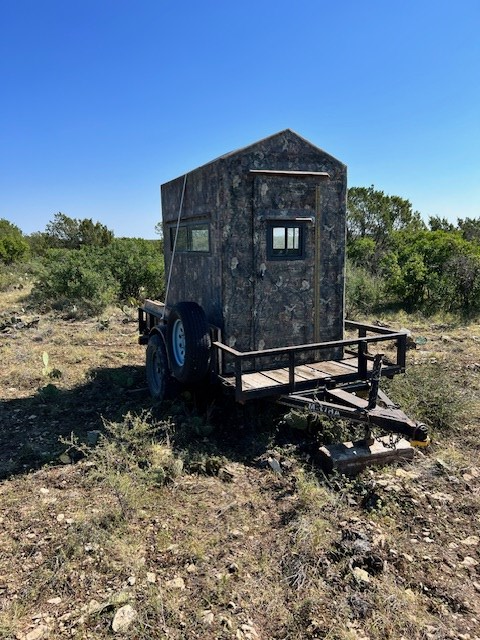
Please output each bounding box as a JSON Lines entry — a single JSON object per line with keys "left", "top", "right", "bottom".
{"left": 277, "top": 355, "right": 429, "bottom": 474}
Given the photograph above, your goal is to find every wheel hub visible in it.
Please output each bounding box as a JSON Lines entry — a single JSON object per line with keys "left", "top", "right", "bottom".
{"left": 172, "top": 319, "right": 186, "bottom": 366}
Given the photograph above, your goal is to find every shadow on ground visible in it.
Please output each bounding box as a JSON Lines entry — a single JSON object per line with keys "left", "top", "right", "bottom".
{"left": 1, "top": 365, "right": 151, "bottom": 479}
{"left": 0, "top": 365, "right": 287, "bottom": 480}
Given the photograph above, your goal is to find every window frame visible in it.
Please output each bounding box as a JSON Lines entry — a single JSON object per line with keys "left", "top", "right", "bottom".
{"left": 169, "top": 221, "right": 211, "bottom": 254}
{"left": 266, "top": 220, "right": 306, "bottom": 261}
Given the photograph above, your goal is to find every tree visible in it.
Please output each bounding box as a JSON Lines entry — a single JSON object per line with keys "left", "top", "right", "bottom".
{"left": 44, "top": 212, "right": 114, "bottom": 249}
{"left": 347, "top": 186, "right": 425, "bottom": 243}
{"left": 428, "top": 216, "right": 456, "bottom": 232}
{"left": 347, "top": 186, "right": 425, "bottom": 270}
{"left": 382, "top": 229, "right": 480, "bottom": 312}
{"left": 0, "top": 219, "right": 29, "bottom": 264}
{"left": 457, "top": 217, "right": 480, "bottom": 243}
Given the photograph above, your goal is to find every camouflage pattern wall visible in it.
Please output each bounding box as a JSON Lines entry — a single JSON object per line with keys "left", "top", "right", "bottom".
{"left": 161, "top": 130, "right": 346, "bottom": 369}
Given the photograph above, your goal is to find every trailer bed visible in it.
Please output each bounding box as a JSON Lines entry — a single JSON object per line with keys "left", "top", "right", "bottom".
{"left": 213, "top": 320, "right": 407, "bottom": 403}
{"left": 219, "top": 356, "right": 374, "bottom": 393}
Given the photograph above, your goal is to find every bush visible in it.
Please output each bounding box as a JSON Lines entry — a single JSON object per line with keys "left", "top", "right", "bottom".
{"left": 31, "top": 238, "right": 165, "bottom": 314}
{"left": 384, "top": 363, "right": 465, "bottom": 434}
{"left": 381, "top": 230, "right": 480, "bottom": 314}
{"left": 32, "top": 247, "right": 118, "bottom": 314}
{"left": 0, "top": 219, "right": 29, "bottom": 264}
{"left": 345, "top": 262, "right": 385, "bottom": 317}
{"left": 104, "top": 238, "right": 165, "bottom": 302}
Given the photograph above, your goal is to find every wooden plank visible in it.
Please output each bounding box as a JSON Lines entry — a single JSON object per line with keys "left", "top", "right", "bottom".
{"left": 339, "top": 357, "right": 358, "bottom": 370}
{"left": 308, "top": 360, "right": 357, "bottom": 376}
{"left": 294, "top": 365, "right": 329, "bottom": 381}
{"left": 261, "top": 368, "right": 294, "bottom": 384}
{"left": 341, "top": 356, "right": 373, "bottom": 372}
{"left": 241, "top": 372, "right": 280, "bottom": 391}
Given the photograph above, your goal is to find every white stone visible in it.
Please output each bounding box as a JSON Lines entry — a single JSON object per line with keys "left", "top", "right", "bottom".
{"left": 111, "top": 604, "right": 137, "bottom": 633}
{"left": 25, "top": 626, "right": 49, "bottom": 640}
{"left": 166, "top": 576, "right": 185, "bottom": 590}
{"left": 352, "top": 567, "right": 371, "bottom": 583}
{"left": 461, "top": 557, "right": 478, "bottom": 568}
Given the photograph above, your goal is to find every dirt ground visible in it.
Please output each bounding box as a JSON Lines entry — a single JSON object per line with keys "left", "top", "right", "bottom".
{"left": 1, "top": 287, "right": 480, "bottom": 640}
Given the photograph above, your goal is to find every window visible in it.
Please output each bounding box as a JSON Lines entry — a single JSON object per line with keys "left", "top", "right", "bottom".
{"left": 267, "top": 222, "right": 305, "bottom": 260}
{"left": 170, "top": 222, "right": 210, "bottom": 253}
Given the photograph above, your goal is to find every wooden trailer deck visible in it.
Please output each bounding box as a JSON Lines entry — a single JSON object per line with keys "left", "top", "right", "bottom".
{"left": 214, "top": 321, "right": 408, "bottom": 403}
{"left": 221, "top": 356, "right": 373, "bottom": 392}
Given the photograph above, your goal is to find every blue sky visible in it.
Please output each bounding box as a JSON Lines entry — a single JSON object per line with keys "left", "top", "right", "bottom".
{"left": 1, "top": 0, "right": 479, "bottom": 238}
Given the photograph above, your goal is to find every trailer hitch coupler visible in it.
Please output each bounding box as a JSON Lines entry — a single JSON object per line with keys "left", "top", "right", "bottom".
{"left": 411, "top": 423, "right": 430, "bottom": 447}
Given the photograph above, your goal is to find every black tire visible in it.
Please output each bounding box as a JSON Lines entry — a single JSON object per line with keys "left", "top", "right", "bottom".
{"left": 166, "top": 301, "right": 211, "bottom": 383}
{"left": 146, "top": 333, "right": 176, "bottom": 401}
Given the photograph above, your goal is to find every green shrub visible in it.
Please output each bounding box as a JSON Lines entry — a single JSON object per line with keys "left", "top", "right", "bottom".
{"left": 0, "top": 219, "right": 29, "bottom": 264}
{"left": 31, "top": 238, "right": 165, "bottom": 315}
{"left": 382, "top": 230, "right": 480, "bottom": 314}
{"left": 345, "top": 262, "right": 385, "bottom": 317}
{"left": 104, "top": 238, "right": 164, "bottom": 301}
{"left": 384, "top": 363, "right": 465, "bottom": 434}
{"left": 32, "top": 247, "right": 118, "bottom": 314}
{"left": 62, "top": 413, "right": 182, "bottom": 515}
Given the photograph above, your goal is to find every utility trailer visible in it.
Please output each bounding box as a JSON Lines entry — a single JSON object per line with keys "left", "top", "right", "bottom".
{"left": 138, "top": 131, "right": 429, "bottom": 473}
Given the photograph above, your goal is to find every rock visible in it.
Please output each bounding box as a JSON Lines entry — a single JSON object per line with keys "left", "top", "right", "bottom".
{"left": 230, "top": 529, "right": 243, "bottom": 539}
{"left": 435, "top": 458, "right": 451, "bottom": 472}
{"left": 267, "top": 457, "right": 282, "bottom": 474}
{"left": 218, "top": 464, "right": 237, "bottom": 482}
{"left": 166, "top": 576, "right": 185, "bottom": 590}
{"left": 201, "top": 609, "right": 214, "bottom": 625}
{"left": 239, "top": 623, "right": 259, "bottom": 639}
{"left": 47, "top": 596, "right": 62, "bottom": 605}
{"left": 429, "top": 491, "right": 454, "bottom": 503}
{"left": 86, "top": 599, "right": 105, "bottom": 615}
{"left": 56, "top": 513, "right": 65, "bottom": 522}
{"left": 473, "top": 582, "right": 480, "bottom": 593}
{"left": 220, "top": 615, "right": 233, "bottom": 629}
{"left": 111, "top": 604, "right": 137, "bottom": 633}
{"left": 460, "top": 556, "right": 478, "bottom": 568}
{"left": 126, "top": 576, "right": 136, "bottom": 586}
{"left": 146, "top": 572, "right": 156, "bottom": 583}
{"left": 25, "top": 626, "right": 49, "bottom": 640}
{"left": 39, "top": 488, "right": 49, "bottom": 495}
{"left": 461, "top": 536, "right": 479, "bottom": 546}
{"left": 352, "top": 567, "right": 371, "bottom": 584}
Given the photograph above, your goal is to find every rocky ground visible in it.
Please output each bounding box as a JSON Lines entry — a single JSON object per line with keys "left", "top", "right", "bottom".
{"left": 1, "top": 287, "right": 479, "bottom": 639}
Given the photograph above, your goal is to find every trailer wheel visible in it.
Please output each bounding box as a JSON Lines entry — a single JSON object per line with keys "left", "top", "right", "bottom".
{"left": 146, "top": 333, "right": 175, "bottom": 400}
{"left": 167, "top": 301, "right": 211, "bottom": 383}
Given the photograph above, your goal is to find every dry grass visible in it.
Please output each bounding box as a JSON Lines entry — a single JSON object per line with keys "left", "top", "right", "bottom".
{"left": 1, "top": 287, "right": 480, "bottom": 639}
